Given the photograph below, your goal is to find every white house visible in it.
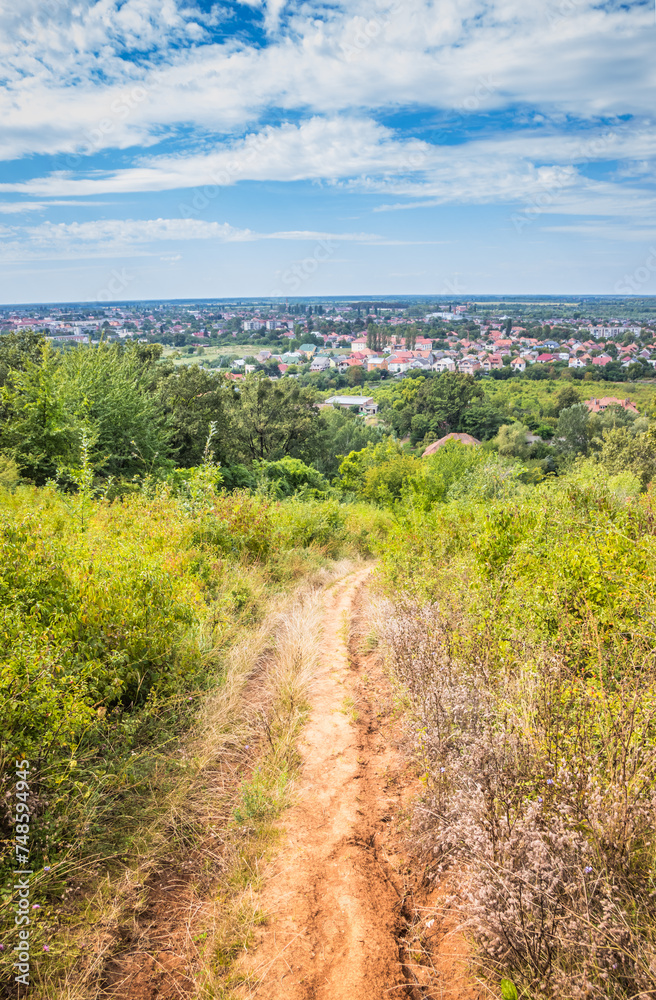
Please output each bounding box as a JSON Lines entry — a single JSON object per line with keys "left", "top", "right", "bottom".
{"left": 325, "top": 395, "right": 379, "bottom": 415}
{"left": 309, "top": 356, "right": 332, "bottom": 372}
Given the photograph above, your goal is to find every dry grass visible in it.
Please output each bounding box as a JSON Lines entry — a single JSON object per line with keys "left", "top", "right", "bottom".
{"left": 376, "top": 594, "right": 656, "bottom": 1000}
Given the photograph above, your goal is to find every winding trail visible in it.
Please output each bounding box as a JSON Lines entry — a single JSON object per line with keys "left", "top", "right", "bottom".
{"left": 96, "top": 567, "right": 478, "bottom": 1000}
{"left": 237, "top": 569, "right": 421, "bottom": 999}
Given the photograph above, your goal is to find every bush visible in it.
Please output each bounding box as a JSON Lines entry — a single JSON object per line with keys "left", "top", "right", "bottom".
{"left": 338, "top": 440, "right": 419, "bottom": 505}
{"left": 379, "top": 475, "right": 656, "bottom": 999}
{"left": 403, "top": 440, "right": 488, "bottom": 509}
{"left": 275, "top": 497, "right": 347, "bottom": 553}
{"left": 256, "top": 456, "right": 330, "bottom": 498}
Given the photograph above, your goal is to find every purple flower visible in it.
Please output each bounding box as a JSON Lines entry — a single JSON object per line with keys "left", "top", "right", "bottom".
{"left": 547, "top": 779, "right": 554, "bottom": 785}
{"left": 584, "top": 865, "right": 593, "bottom": 874}
{"left": 538, "top": 796, "right": 543, "bottom": 803}
{"left": 440, "top": 767, "right": 446, "bottom": 773}
{"left": 43, "top": 866, "right": 50, "bottom": 872}
{"left": 32, "top": 904, "right": 40, "bottom": 910}
{"left": 0, "top": 944, "right": 4, "bottom": 951}
{"left": 43, "top": 945, "right": 49, "bottom": 953}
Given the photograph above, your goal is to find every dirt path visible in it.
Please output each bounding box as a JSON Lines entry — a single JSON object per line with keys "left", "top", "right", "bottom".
{"left": 237, "top": 570, "right": 478, "bottom": 1000}
{"left": 93, "top": 568, "right": 478, "bottom": 1000}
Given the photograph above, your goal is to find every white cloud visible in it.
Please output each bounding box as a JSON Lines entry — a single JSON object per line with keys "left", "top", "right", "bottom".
{"left": 0, "top": 215, "right": 438, "bottom": 262}
{"left": 3, "top": 116, "right": 654, "bottom": 230}
{"left": 0, "top": 0, "right": 653, "bottom": 161}
{"left": 0, "top": 200, "right": 112, "bottom": 213}
{"left": 26, "top": 218, "right": 255, "bottom": 245}
{"left": 1, "top": 0, "right": 654, "bottom": 288}
{"left": 0, "top": 117, "right": 432, "bottom": 195}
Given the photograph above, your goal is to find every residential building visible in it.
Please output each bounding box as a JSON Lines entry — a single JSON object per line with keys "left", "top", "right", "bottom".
{"left": 309, "top": 356, "right": 332, "bottom": 372}
{"left": 585, "top": 397, "right": 639, "bottom": 414}
{"left": 324, "top": 395, "right": 379, "bottom": 415}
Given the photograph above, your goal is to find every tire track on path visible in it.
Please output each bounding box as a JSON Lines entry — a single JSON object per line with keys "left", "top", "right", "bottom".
{"left": 237, "top": 568, "right": 414, "bottom": 1000}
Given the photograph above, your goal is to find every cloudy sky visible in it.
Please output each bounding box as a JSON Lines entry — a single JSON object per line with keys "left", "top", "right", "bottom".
{"left": 0, "top": 0, "right": 654, "bottom": 303}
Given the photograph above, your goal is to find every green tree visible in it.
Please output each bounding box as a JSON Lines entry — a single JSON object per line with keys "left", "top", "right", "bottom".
{"left": 410, "top": 412, "right": 431, "bottom": 444}
{"left": 158, "top": 366, "right": 234, "bottom": 466}
{"left": 0, "top": 342, "right": 80, "bottom": 483}
{"left": 312, "top": 407, "right": 386, "bottom": 479}
{"left": 256, "top": 456, "right": 329, "bottom": 497}
{"left": 337, "top": 440, "right": 419, "bottom": 505}
{"left": 495, "top": 422, "right": 531, "bottom": 458}
{"left": 557, "top": 403, "right": 590, "bottom": 455}
{"left": 346, "top": 365, "right": 366, "bottom": 387}
{"left": 0, "top": 330, "right": 46, "bottom": 388}
{"left": 413, "top": 372, "right": 485, "bottom": 439}
{"left": 459, "top": 400, "right": 505, "bottom": 440}
{"left": 404, "top": 439, "right": 485, "bottom": 508}
{"left": 0, "top": 454, "right": 19, "bottom": 491}
{"left": 231, "top": 374, "right": 319, "bottom": 462}
{"left": 554, "top": 385, "right": 580, "bottom": 414}
{"left": 59, "top": 343, "right": 172, "bottom": 478}
{"left": 599, "top": 426, "right": 656, "bottom": 489}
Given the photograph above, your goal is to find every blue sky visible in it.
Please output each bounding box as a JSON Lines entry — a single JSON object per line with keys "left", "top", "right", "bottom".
{"left": 0, "top": 0, "right": 655, "bottom": 303}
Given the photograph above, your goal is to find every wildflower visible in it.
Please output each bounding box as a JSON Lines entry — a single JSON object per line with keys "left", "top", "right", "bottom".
{"left": 538, "top": 796, "right": 543, "bottom": 803}
{"left": 32, "top": 904, "right": 40, "bottom": 910}
{"left": 0, "top": 944, "right": 4, "bottom": 951}
{"left": 547, "top": 778, "right": 554, "bottom": 785}
{"left": 440, "top": 767, "right": 446, "bottom": 773}
{"left": 43, "top": 866, "right": 50, "bottom": 872}
{"left": 43, "top": 945, "right": 49, "bottom": 952}
{"left": 584, "top": 866, "right": 593, "bottom": 874}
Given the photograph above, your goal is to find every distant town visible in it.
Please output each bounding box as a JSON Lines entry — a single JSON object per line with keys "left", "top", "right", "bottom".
{"left": 2, "top": 297, "right": 656, "bottom": 384}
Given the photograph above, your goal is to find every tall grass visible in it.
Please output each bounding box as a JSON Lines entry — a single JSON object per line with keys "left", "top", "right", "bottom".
{"left": 0, "top": 478, "right": 364, "bottom": 994}
{"left": 378, "top": 474, "right": 656, "bottom": 999}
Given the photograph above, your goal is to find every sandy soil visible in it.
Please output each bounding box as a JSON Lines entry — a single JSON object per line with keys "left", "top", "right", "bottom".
{"left": 236, "top": 570, "right": 479, "bottom": 1000}
{"left": 97, "top": 568, "right": 479, "bottom": 1000}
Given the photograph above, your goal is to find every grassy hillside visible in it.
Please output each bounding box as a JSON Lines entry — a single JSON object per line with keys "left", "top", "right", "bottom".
{"left": 0, "top": 478, "right": 388, "bottom": 993}
{"left": 3, "top": 340, "right": 656, "bottom": 999}
{"left": 377, "top": 465, "right": 656, "bottom": 999}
